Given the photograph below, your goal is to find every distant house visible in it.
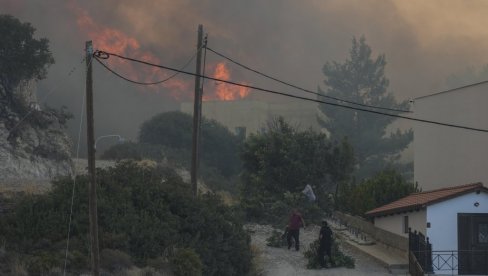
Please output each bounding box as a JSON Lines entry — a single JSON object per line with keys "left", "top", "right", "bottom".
{"left": 412, "top": 81, "right": 488, "bottom": 191}
{"left": 366, "top": 182, "right": 488, "bottom": 275}
{"left": 180, "top": 100, "right": 320, "bottom": 137}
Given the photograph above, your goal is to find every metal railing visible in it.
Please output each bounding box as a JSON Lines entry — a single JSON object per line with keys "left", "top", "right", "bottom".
{"left": 411, "top": 250, "right": 488, "bottom": 275}
{"left": 409, "top": 229, "right": 432, "bottom": 274}
{"left": 409, "top": 251, "right": 425, "bottom": 276}
{"left": 431, "top": 250, "right": 458, "bottom": 272}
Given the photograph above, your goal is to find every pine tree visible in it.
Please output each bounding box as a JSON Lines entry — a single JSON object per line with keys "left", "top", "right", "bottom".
{"left": 318, "top": 36, "right": 412, "bottom": 180}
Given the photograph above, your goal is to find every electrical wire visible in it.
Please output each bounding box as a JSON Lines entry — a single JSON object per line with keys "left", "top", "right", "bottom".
{"left": 93, "top": 50, "right": 488, "bottom": 134}
{"left": 206, "top": 46, "right": 411, "bottom": 113}
{"left": 93, "top": 45, "right": 201, "bottom": 86}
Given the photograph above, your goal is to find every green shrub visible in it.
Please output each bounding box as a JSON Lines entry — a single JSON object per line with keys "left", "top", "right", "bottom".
{"left": 304, "top": 239, "right": 354, "bottom": 269}
{"left": 139, "top": 111, "right": 242, "bottom": 177}
{"left": 146, "top": 256, "right": 169, "bottom": 271}
{"left": 139, "top": 266, "right": 164, "bottom": 276}
{"left": 240, "top": 118, "right": 352, "bottom": 223}
{"left": 67, "top": 250, "right": 89, "bottom": 272}
{"left": 242, "top": 191, "right": 326, "bottom": 227}
{"left": 100, "top": 248, "right": 133, "bottom": 272}
{"left": 338, "top": 169, "right": 419, "bottom": 216}
{"left": 26, "top": 251, "right": 61, "bottom": 275}
{"left": 171, "top": 248, "right": 202, "bottom": 276}
{"left": 0, "top": 161, "right": 252, "bottom": 276}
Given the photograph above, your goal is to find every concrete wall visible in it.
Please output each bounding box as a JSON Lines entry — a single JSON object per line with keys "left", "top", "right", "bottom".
{"left": 334, "top": 211, "right": 408, "bottom": 253}
{"left": 180, "top": 100, "right": 320, "bottom": 136}
{"left": 426, "top": 191, "right": 488, "bottom": 274}
{"left": 374, "top": 209, "right": 426, "bottom": 237}
{"left": 181, "top": 100, "right": 270, "bottom": 135}
{"left": 413, "top": 82, "right": 488, "bottom": 190}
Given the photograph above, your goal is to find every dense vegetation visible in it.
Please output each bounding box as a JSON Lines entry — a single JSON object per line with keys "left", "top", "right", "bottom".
{"left": 139, "top": 111, "right": 242, "bottom": 178}
{"left": 239, "top": 117, "right": 416, "bottom": 220}
{"left": 0, "top": 14, "right": 71, "bottom": 142}
{"left": 102, "top": 111, "right": 242, "bottom": 192}
{"left": 318, "top": 36, "right": 412, "bottom": 180}
{"left": 336, "top": 169, "right": 419, "bottom": 216}
{"left": 304, "top": 239, "right": 355, "bottom": 269}
{"left": 0, "top": 162, "right": 251, "bottom": 275}
{"left": 240, "top": 117, "right": 354, "bottom": 225}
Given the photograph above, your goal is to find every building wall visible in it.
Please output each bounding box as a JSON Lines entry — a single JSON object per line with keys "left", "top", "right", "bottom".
{"left": 426, "top": 191, "right": 488, "bottom": 274}
{"left": 180, "top": 100, "right": 319, "bottom": 136}
{"left": 413, "top": 82, "right": 488, "bottom": 190}
{"left": 373, "top": 209, "right": 426, "bottom": 238}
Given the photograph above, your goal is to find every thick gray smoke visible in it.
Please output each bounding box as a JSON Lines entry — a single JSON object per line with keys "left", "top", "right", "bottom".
{"left": 2, "top": 0, "right": 488, "bottom": 154}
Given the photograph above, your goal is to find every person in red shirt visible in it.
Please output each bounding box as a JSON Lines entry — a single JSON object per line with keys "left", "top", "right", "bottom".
{"left": 286, "top": 209, "right": 305, "bottom": 251}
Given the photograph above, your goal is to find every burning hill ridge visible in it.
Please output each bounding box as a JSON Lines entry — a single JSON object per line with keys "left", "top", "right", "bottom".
{"left": 70, "top": 2, "right": 250, "bottom": 102}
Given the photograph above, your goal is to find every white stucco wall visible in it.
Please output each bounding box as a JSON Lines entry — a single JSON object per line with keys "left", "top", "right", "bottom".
{"left": 181, "top": 100, "right": 270, "bottom": 135}
{"left": 374, "top": 209, "right": 426, "bottom": 237}
{"left": 413, "top": 82, "right": 488, "bottom": 191}
{"left": 180, "top": 100, "right": 319, "bottom": 136}
{"left": 426, "top": 191, "right": 488, "bottom": 274}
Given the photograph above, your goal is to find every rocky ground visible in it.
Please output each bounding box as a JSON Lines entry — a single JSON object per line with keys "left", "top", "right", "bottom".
{"left": 247, "top": 224, "right": 392, "bottom": 276}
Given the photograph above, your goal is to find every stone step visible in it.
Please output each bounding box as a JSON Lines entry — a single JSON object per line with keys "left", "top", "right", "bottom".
{"left": 389, "top": 263, "right": 409, "bottom": 275}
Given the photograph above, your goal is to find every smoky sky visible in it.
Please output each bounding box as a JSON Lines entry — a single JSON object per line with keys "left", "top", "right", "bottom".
{"left": 2, "top": 0, "right": 488, "bottom": 153}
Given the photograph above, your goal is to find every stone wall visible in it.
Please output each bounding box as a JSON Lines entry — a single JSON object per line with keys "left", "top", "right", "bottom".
{"left": 334, "top": 211, "right": 408, "bottom": 254}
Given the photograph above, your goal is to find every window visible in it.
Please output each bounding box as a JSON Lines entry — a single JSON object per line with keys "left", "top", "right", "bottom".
{"left": 403, "top": 216, "right": 409, "bottom": 233}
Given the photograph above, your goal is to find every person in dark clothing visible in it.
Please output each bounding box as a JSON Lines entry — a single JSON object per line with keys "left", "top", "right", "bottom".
{"left": 318, "top": 219, "right": 333, "bottom": 268}
{"left": 287, "top": 209, "right": 305, "bottom": 251}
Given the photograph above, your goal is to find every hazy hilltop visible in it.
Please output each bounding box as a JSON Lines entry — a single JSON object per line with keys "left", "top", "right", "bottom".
{"left": 0, "top": 14, "right": 73, "bottom": 191}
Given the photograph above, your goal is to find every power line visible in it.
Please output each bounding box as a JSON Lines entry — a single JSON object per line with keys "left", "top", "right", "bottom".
{"left": 93, "top": 50, "right": 488, "bottom": 134}
{"left": 94, "top": 45, "right": 201, "bottom": 86}
{"left": 206, "top": 46, "right": 411, "bottom": 113}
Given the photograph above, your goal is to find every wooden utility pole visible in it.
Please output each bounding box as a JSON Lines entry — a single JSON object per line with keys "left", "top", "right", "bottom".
{"left": 191, "top": 25, "right": 204, "bottom": 197}
{"left": 85, "top": 40, "right": 100, "bottom": 276}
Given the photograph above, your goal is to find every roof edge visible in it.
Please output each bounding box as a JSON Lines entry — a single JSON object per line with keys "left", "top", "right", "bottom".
{"left": 366, "top": 182, "right": 486, "bottom": 217}
{"left": 410, "top": 182, "right": 483, "bottom": 195}
{"left": 365, "top": 204, "right": 425, "bottom": 217}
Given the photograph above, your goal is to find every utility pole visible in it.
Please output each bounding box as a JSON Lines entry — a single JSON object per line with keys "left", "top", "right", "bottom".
{"left": 191, "top": 25, "right": 204, "bottom": 197}
{"left": 85, "top": 40, "right": 100, "bottom": 276}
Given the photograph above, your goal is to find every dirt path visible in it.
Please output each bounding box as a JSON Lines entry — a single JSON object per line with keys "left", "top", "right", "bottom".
{"left": 247, "top": 224, "right": 392, "bottom": 276}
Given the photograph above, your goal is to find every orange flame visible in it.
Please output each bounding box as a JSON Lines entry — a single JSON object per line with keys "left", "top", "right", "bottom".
{"left": 204, "top": 62, "right": 250, "bottom": 101}
{"left": 69, "top": 2, "right": 191, "bottom": 100}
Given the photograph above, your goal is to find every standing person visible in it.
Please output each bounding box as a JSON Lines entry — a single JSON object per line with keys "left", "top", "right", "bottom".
{"left": 287, "top": 209, "right": 305, "bottom": 251}
{"left": 318, "top": 219, "right": 333, "bottom": 267}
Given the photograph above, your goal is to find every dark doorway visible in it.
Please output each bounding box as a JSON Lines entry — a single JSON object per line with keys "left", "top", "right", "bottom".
{"left": 458, "top": 213, "right": 488, "bottom": 275}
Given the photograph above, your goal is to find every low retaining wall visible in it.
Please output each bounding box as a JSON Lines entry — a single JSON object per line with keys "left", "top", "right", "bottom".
{"left": 333, "top": 211, "right": 408, "bottom": 254}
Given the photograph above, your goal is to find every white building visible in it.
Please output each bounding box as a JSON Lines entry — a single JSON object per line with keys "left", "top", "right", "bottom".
{"left": 180, "top": 100, "right": 320, "bottom": 137}
{"left": 366, "top": 183, "right": 488, "bottom": 275}
{"left": 412, "top": 81, "right": 488, "bottom": 191}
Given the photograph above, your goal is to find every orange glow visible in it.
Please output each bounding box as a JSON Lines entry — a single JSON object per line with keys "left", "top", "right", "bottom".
{"left": 69, "top": 2, "right": 191, "bottom": 99}
{"left": 204, "top": 62, "right": 250, "bottom": 101}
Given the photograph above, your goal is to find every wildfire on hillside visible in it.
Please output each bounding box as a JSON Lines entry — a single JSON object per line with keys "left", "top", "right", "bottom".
{"left": 69, "top": 2, "right": 250, "bottom": 102}
{"left": 69, "top": 1, "right": 190, "bottom": 99}
{"left": 203, "top": 62, "right": 250, "bottom": 101}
